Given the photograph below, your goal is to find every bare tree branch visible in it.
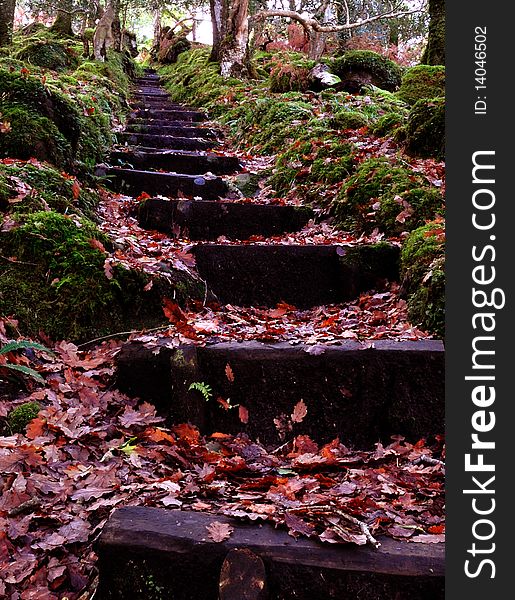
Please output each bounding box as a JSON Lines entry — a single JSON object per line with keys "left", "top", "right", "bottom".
{"left": 252, "top": 6, "right": 423, "bottom": 34}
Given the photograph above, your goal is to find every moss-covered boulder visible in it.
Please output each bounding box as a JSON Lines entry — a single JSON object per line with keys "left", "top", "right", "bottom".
{"left": 401, "top": 222, "right": 445, "bottom": 337}
{"left": 0, "top": 106, "right": 70, "bottom": 166}
{"left": 330, "top": 51, "right": 402, "bottom": 92}
{"left": 0, "top": 68, "right": 83, "bottom": 167}
{"left": 370, "top": 111, "right": 405, "bottom": 137}
{"left": 271, "top": 138, "right": 355, "bottom": 195}
{"left": 15, "top": 39, "right": 80, "bottom": 71}
{"left": 404, "top": 97, "right": 445, "bottom": 160}
{"left": 0, "top": 161, "right": 99, "bottom": 219}
{"left": 270, "top": 63, "right": 310, "bottom": 93}
{"left": 331, "top": 110, "right": 368, "bottom": 130}
{"left": 0, "top": 58, "right": 125, "bottom": 168}
{"left": 397, "top": 65, "right": 445, "bottom": 105}
{"left": 334, "top": 157, "right": 443, "bottom": 235}
{"left": 158, "top": 34, "right": 191, "bottom": 64}
{"left": 0, "top": 212, "right": 201, "bottom": 341}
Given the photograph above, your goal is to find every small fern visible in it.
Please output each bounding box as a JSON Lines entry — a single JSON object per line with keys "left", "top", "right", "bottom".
{"left": 0, "top": 340, "right": 54, "bottom": 384}
{"left": 188, "top": 381, "right": 213, "bottom": 402}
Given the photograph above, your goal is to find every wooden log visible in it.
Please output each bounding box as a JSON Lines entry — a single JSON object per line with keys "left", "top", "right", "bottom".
{"left": 96, "top": 507, "right": 444, "bottom": 599}
{"left": 138, "top": 198, "right": 313, "bottom": 239}
{"left": 115, "top": 339, "right": 444, "bottom": 447}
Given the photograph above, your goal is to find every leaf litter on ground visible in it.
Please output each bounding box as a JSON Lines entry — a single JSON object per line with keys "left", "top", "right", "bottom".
{"left": 0, "top": 330, "right": 444, "bottom": 598}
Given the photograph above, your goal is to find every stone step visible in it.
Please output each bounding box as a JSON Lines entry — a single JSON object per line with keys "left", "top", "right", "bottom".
{"left": 135, "top": 75, "right": 159, "bottom": 82}
{"left": 130, "top": 108, "right": 206, "bottom": 122}
{"left": 130, "top": 100, "right": 186, "bottom": 110}
{"left": 109, "top": 149, "right": 239, "bottom": 175}
{"left": 138, "top": 198, "right": 313, "bottom": 240}
{"left": 123, "top": 124, "right": 218, "bottom": 139}
{"left": 192, "top": 243, "right": 399, "bottom": 308}
{"left": 116, "top": 339, "right": 444, "bottom": 447}
{"left": 133, "top": 89, "right": 170, "bottom": 97}
{"left": 127, "top": 117, "right": 206, "bottom": 128}
{"left": 117, "top": 132, "right": 214, "bottom": 151}
{"left": 97, "top": 507, "right": 444, "bottom": 600}
{"left": 95, "top": 166, "right": 228, "bottom": 200}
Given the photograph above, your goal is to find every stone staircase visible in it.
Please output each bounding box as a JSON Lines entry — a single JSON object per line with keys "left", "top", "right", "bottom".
{"left": 96, "top": 71, "right": 444, "bottom": 600}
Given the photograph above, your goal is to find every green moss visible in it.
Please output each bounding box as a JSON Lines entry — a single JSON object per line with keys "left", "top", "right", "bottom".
{"left": 0, "top": 210, "right": 206, "bottom": 341}
{"left": 331, "top": 50, "right": 402, "bottom": 92}
{"left": 7, "top": 401, "right": 41, "bottom": 433}
{"left": 0, "top": 68, "right": 87, "bottom": 166}
{"left": 0, "top": 162, "right": 99, "bottom": 219}
{"left": 271, "top": 137, "right": 355, "bottom": 195}
{"left": 270, "top": 63, "right": 310, "bottom": 93}
{"left": 371, "top": 112, "right": 405, "bottom": 136}
{"left": 15, "top": 39, "right": 80, "bottom": 71}
{"left": 0, "top": 213, "right": 138, "bottom": 340}
{"left": 0, "top": 105, "right": 70, "bottom": 166}
{"left": 334, "top": 157, "right": 443, "bottom": 235}
{"left": 331, "top": 110, "right": 368, "bottom": 130}
{"left": 397, "top": 65, "right": 445, "bottom": 105}
{"left": 401, "top": 222, "right": 445, "bottom": 337}
{"left": 404, "top": 97, "right": 445, "bottom": 160}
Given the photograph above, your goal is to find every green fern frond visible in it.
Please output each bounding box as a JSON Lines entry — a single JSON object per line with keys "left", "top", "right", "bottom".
{"left": 188, "top": 381, "right": 213, "bottom": 402}
{"left": 2, "top": 363, "right": 45, "bottom": 384}
{"left": 0, "top": 340, "right": 55, "bottom": 356}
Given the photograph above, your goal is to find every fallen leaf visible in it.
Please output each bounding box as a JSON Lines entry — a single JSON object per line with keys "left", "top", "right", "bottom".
{"left": 206, "top": 521, "right": 233, "bottom": 543}
{"left": 225, "top": 363, "right": 235, "bottom": 382}
{"left": 103, "top": 258, "right": 114, "bottom": 280}
{"left": 238, "top": 405, "right": 249, "bottom": 424}
{"left": 291, "top": 400, "right": 308, "bottom": 423}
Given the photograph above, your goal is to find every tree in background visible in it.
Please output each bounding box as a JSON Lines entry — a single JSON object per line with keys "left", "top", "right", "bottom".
{"left": 209, "top": 0, "right": 251, "bottom": 77}
{"left": 421, "top": 0, "right": 444, "bottom": 64}
{"left": 252, "top": 0, "right": 424, "bottom": 61}
{"left": 0, "top": 0, "right": 17, "bottom": 46}
{"left": 50, "top": 0, "right": 74, "bottom": 35}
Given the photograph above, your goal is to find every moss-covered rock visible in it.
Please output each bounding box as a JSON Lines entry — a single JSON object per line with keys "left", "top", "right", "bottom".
{"left": 331, "top": 110, "right": 368, "bottom": 130}
{"left": 271, "top": 137, "right": 355, "bottom": 195}
{"left": 397, "top": 65, "right": 445, "bottom": 105}
{"left": 15, "top": 39, "right": 80, "bottom": 71}
{"left": 371, "top": 111, "right": 405, "bottom": 137}
{"left": 158, "top": 35, "right": 191, "bottom": 64}
{"left": 401, "top": 222, "right": 445, "bottom": 337}
{"left": 0, "top": 211, "right": 196, "bottom": 341}
{"left": 0, "top": 69, "right": 83, "bottom": 166}
{"left": 404, "top": 97, "right": 445, "bottom": 160}
{"left": 330, "top": 51, "right": 402, "bottom": 92}
{"left": 0, "top": 105, "right": 70, "bottom": 166}
{"left": 270, "top": 63, "right": 310, "bottom": 93}
{"left": 334, "top": 157, "right": 443, "bottom": 235}
{"left": 7, "top": 401, "right": 41, "bottom": 433}
{"left": 0, "top": 161, "right": 99, "bottom": 219}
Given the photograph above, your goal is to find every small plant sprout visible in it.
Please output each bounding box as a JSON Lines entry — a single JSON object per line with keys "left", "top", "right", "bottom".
{"left": 188, "top": 381, "right": 213, "bottom": 402}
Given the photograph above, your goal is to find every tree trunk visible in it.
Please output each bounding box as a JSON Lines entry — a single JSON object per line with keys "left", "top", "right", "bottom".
{"left": 87, "top": 1, "right": 102, "bottom": 28}
{"left": 111, "top": 0, "right": 122, "bottom": 52}
{"left": 209, "top": 0, "right": 250, "bottom": 78}
{"left": 209, "top": 0, "right": 224, "bottom": 62}
{"left": 0, "top": 0, "right": 16, "bottom": 47}
{"left": 421, "top": 0, "right": 445, "bottom": 65}
{"left": 307, "top": 30, "right": 326, "bottom": 60}
{"left": 153, "top": 8, "right": 161, "bottom": 51}
{"left": 191, "top": 12, "right": 197, "bottom": 42}
{"left": 51, "top": 0, "right": 74, "bottom": 36}
{"left": 93, "top": 1, "right": 115, "bottom": 60}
